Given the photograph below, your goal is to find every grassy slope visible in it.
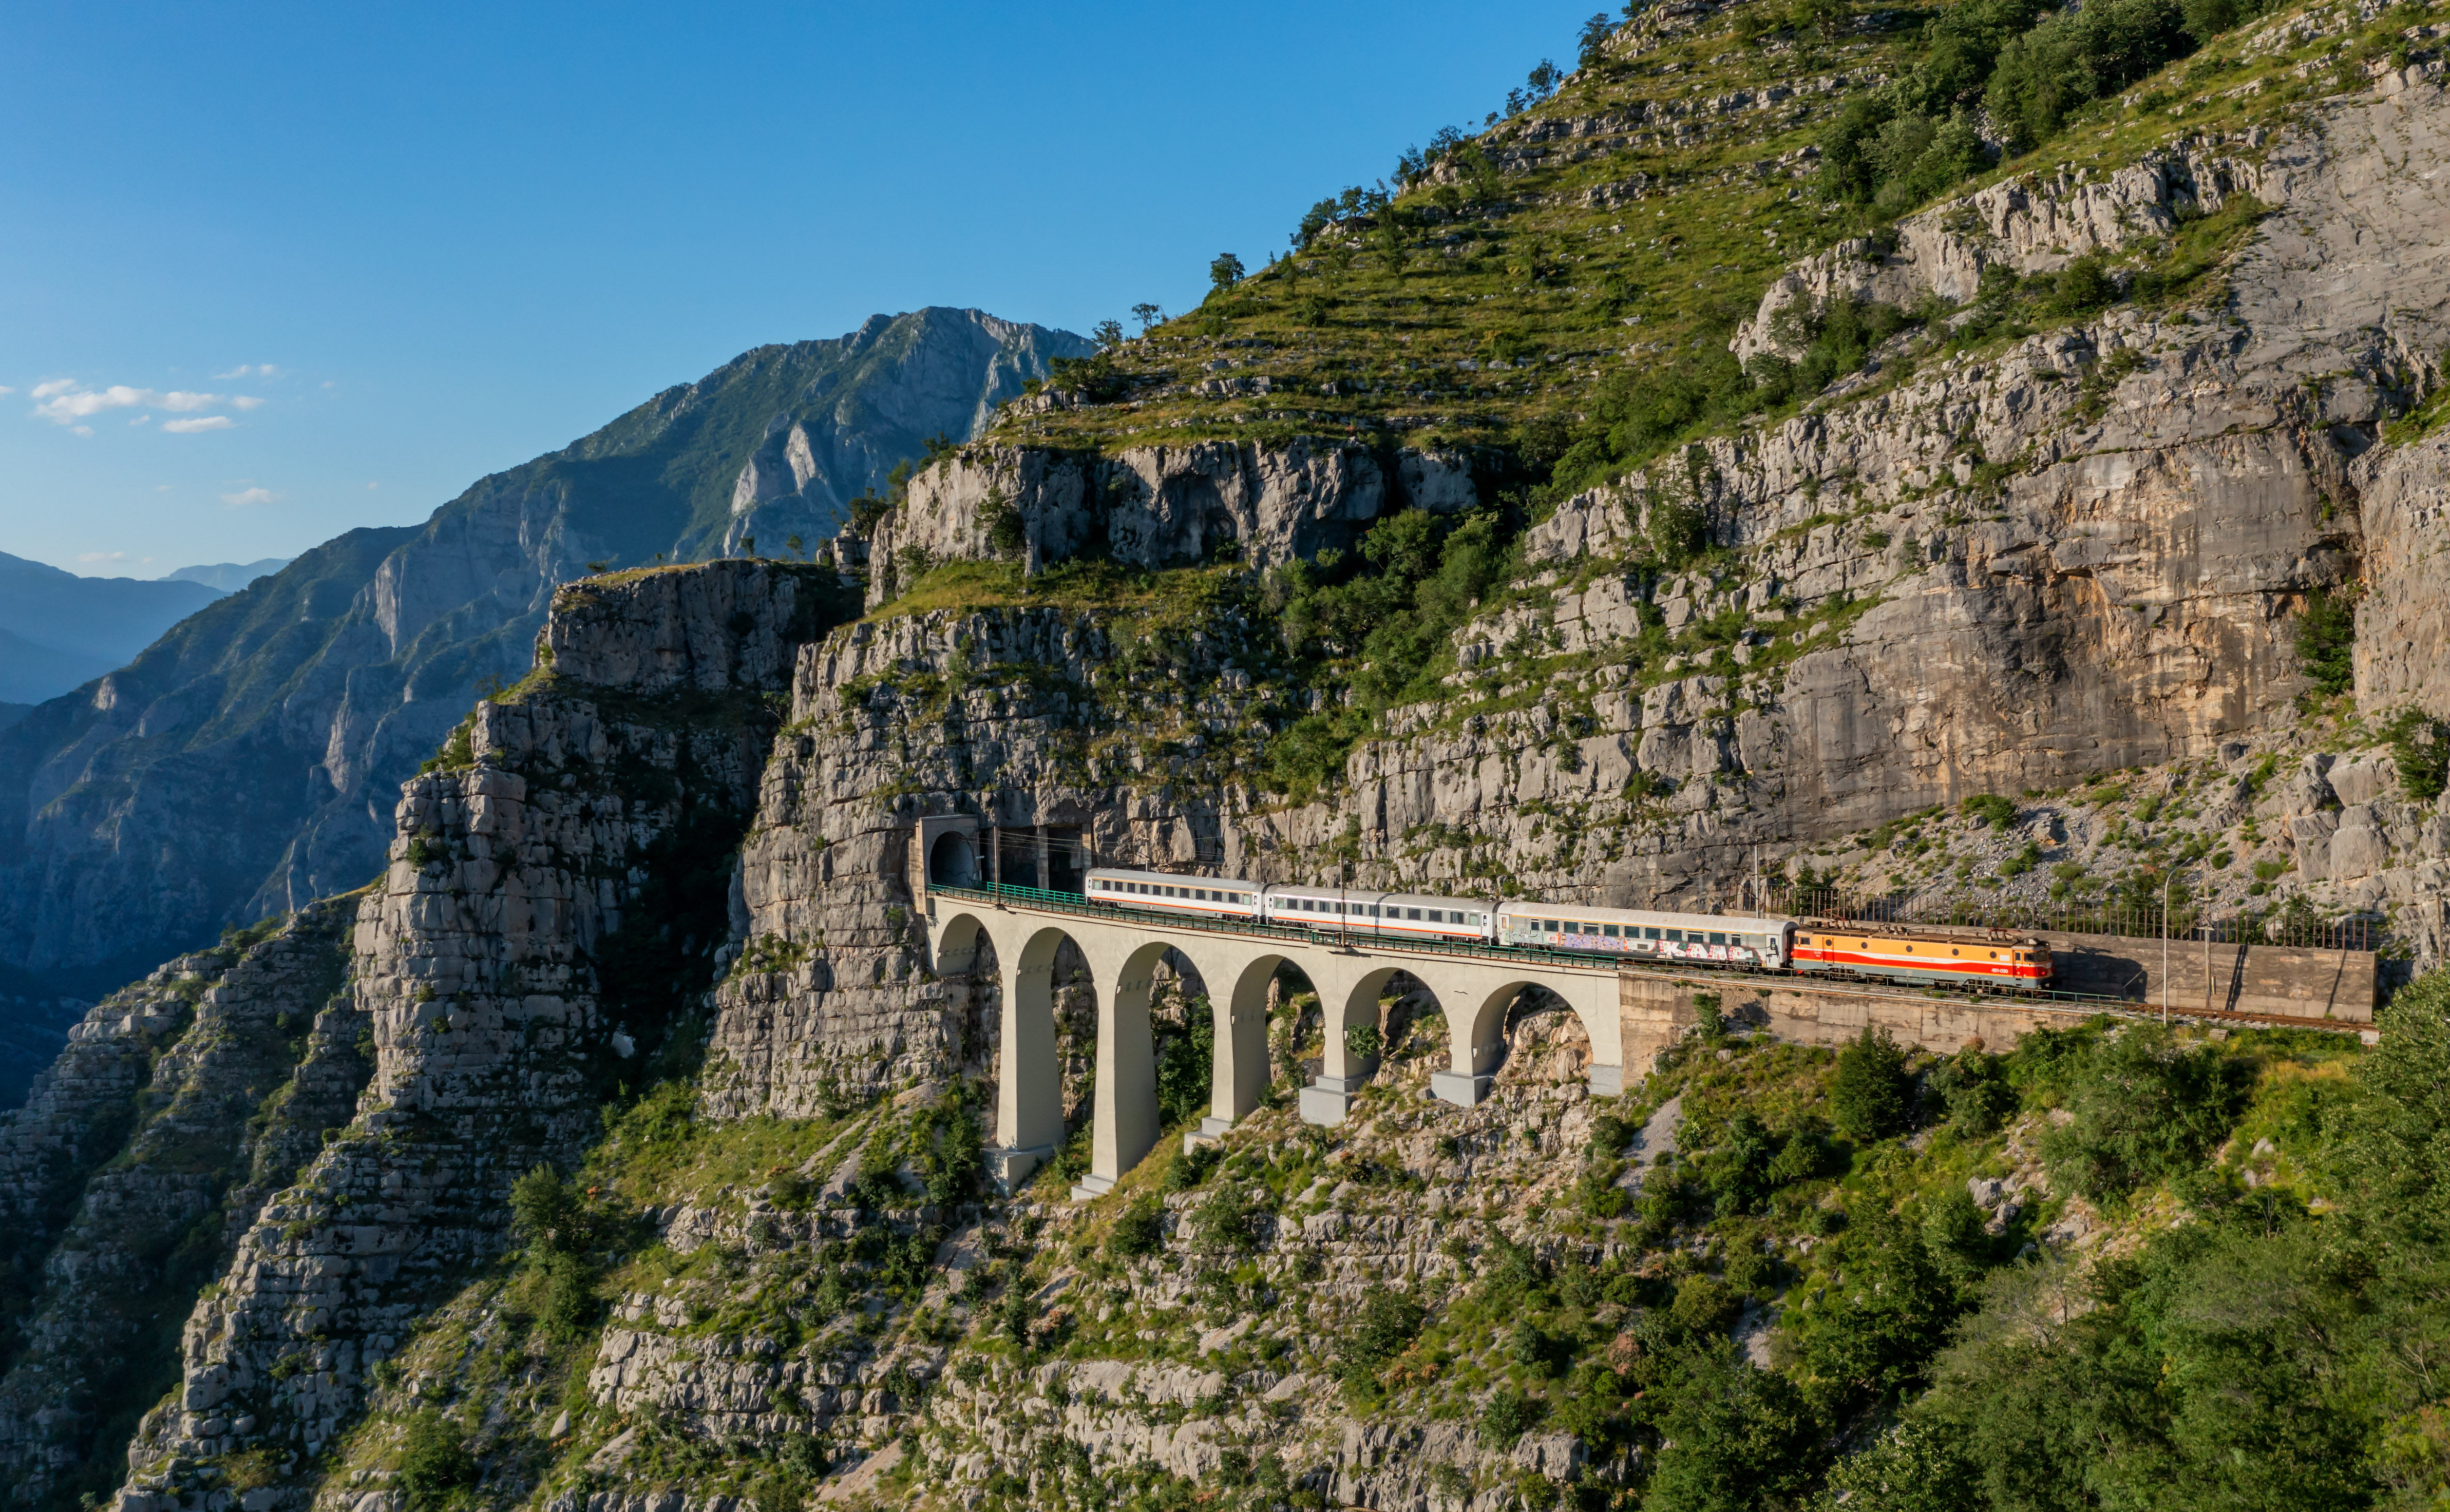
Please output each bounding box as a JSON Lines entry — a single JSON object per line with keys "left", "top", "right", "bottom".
{"left": 974, "top": 0, "right": 2417, "bottom": 462}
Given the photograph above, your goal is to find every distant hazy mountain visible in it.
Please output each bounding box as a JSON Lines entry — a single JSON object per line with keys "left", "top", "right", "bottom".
{"left": 166, "top": 558, "right": 292, "bottom": 591}
{"left": 0, "top": 307, "right": 1087, "bottom": 1034}
{"left": 0, "top": 554, "right": 225, "bottom": 703}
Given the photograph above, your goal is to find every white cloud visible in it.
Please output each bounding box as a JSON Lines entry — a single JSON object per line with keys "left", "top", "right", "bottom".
{"left": 28, "top": 379, "right": 259, "bottom": 426}
{"left": 129, "top": 414, "right": 151, "bottom": 426}
{"left": 163, "top": 415, "right": 234, "bottom": 433}
{"left": 367, "top": 481, "right": 379, "bottom": 489}
{"left": 0, "top": 386, "right": 13, "bottom": 396}
{"left": 219, "top": 485, "right": 279, "bottom": 506}
{"left": 212, "top": 363, "right": 282, "bottom": 380}
{"left": 71, "top": 425, "right": 92, "bottom": 436}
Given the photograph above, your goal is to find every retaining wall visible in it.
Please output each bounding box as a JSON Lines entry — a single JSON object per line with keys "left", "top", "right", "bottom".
{"left": 1618, "top": 934, "right": 2382, "bottom": 1074}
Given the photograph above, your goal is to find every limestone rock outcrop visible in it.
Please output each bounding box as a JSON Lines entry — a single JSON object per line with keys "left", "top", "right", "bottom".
{"left": 864, "top": 441, "right": 1485, "bottom": 601}
{"left": 0, "top": 903, "right": 359, "bottom": 1511}
{"left": 107, "top": 563, "right": 832, "bottom": 1512}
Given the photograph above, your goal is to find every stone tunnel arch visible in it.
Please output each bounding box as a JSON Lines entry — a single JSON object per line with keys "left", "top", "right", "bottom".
{"left": 927, "top": 828, "right": 980, "bottom": 887}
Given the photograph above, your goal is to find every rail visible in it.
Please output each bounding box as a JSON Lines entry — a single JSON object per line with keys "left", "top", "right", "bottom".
{"left": 1756, "top": 885, "right": 2379, "bottom": 953}
{"left": 916, "top": 882, "right": 2351, "bottom": 1033}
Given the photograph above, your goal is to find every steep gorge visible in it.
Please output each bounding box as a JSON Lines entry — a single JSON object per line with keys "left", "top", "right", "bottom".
{"left": 8, "top": 1, "right": 2450, "bottom": 1509}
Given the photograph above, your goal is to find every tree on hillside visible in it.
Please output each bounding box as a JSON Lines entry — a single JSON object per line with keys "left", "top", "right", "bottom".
{"left": 1092, "top": 318, "right": 1125, "bottom": 349}
{"left": 1832, "top": 1025, "right": 1913, "bottom": 1142}
{"left": 1130, "top": 301, "right": 1163, "bottom": 333}
{"left": 1579, "top": 13, "right": 1617, "bottom": 68}
{"left": 1528, "top": 59, "right": 1563, "bottom": 99}
{"left": 1210, "top": 253, "right": 1246, "bottom": 292}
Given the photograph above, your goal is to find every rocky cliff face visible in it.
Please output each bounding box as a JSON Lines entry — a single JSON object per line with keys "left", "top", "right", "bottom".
{"left": 0, "top": 903, "right": 359, "bottom": 1512}
{"left": 856, "top": 75, "right": 2450, "bottom": 918}
{"left": 867, "top": 439, "right": 1484, "bottom": 600}
{"left": 86, "top": 564, "right": 840, "bottom": 1512}
{"left": 0, "top": 310, "right": 1085, "bottom": 1099}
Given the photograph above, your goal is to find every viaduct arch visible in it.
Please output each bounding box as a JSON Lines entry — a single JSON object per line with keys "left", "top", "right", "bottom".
{"left": 924, "top": 888, "right": 1624, "bottom": 1193}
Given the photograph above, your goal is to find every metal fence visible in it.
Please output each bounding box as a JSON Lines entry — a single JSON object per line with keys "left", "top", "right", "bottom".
{"left": 1753, "top": 884, "right": 2377, "bottom": 953}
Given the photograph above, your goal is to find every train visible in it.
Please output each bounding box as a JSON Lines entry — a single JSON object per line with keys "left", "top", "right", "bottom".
{"left": 1079, "top": 866, "right": 2053, "bottom": 991}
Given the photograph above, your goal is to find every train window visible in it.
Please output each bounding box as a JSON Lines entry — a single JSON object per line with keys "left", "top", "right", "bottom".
{"left": 1603, "top": 923, "right": 1619, "bottom": 937}
{"left": 1708, "top": 932, "right": 1727, "bottom": 945}
{"left": 1404, "top": 908, "right": 1419, "bottom": 920}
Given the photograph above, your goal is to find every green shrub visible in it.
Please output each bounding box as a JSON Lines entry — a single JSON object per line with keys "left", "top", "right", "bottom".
{"left": 397, "top": 1412, "right": 477, "bottom": 1510}
{"left": 2040, "top": 1026, "right": 2245, "bottom": 1202}
{"left": 2048, "top": 255, "right": 2119, "bottom": 317}
{"left": 1107, "top": 1197, "right": 1166, "bottom": 1259}
{"left": 1927, "top": 1045, "right": 2015, "bottom": 1134}
{"left": 1344, "top": 1023, "right": 1383, "bottom": 1063}
{"left": 1832, "top": 1026, "right": 1914, "bottom": 1142}
{"left": 1166, "top": 1143, "right": 1221, "bottom": 1192}
{"left": 417, "top": 720, "right": 476, "bottom": 776}
{"left": 1480, "top": 1387, "right": 1543, "bottom": 1446}
{"left": 1962, "top": 793, "right": 2019, "bottom": 829}
{"left": 2294, "top": 588, "right": 2358, "bottom": 697}
{"left": 978, "top": 489, "right": 1027, "bottom": 561}
{"left": 1506, "top": 1318, "right": 1549, "bottom": 1370}
{"left": 1154, "top": 1002, "right": 1215, "bottom": 1127}
{"left": 1670, "top": 1273, "right": 1742, "bottom": 1336}
{"left": 1645, "top": 1347, "right": 1825, "bottom": 1511}
{"left": 1985, "top": 0, "right": 2192, "bottom": 152}
{"left": 2385, "top": 709, "right": 2450, "bottom": 802}
{"left": 1191, "top": 1185, "right": 1261, "bottom": 1253}
{"left": 1337, "top": 1287, "right": 1425, "bottom": 1382}
{"left": 1920, "top": 1188, "right": 1992, "bottom": 1286}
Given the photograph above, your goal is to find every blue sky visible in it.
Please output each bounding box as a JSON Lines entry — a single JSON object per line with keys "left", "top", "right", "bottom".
{"left": 0, "top": 2, "right": 1600, "bottom": 578}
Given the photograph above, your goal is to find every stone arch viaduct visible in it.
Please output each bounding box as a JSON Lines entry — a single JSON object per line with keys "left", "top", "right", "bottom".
{"left": 921, "top": 876, "right": 1626, "bottom": 1195}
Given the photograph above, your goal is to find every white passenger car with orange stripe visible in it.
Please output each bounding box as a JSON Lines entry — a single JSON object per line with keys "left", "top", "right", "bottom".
{"left": 1496, "top": 902, "right": 1792, "bottom": 969}
{"left": 1259, "top": 884, "right": 1494, "bottom": 942}
{"left": 1083, "top": 868, "right": 1263, "bottom": 919}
